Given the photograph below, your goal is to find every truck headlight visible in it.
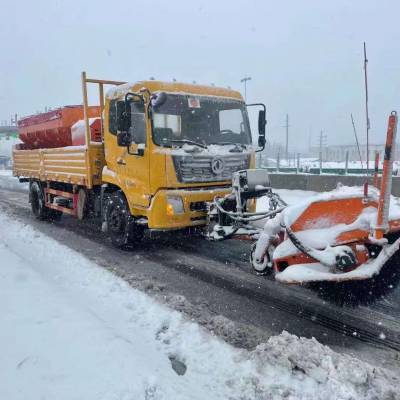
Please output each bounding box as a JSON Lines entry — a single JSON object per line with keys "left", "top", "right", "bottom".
{"left": 166, "top": 196, "right": 185, "bottom": 215}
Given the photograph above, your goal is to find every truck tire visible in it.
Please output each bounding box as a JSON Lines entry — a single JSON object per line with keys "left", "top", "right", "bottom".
{"left": 105, "top": 191, "right": 144, "bottom": 248}
{"left": 30, "top": 181, "right": 49, "bottom": 220}
{"left": 29, "top": 181, "right": 62, "bottom": 221}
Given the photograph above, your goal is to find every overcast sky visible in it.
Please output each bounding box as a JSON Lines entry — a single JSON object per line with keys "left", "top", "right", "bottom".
{"left": 1, "top": 0, "right": 399, "bottom": 150}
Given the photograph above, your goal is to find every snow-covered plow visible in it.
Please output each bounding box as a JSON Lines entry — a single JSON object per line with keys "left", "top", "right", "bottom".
{"left": 253, "top": 186, "right": 400, "bottom": 284}
{"left": 210, "top": 111, "right": 400, "bottom": 290}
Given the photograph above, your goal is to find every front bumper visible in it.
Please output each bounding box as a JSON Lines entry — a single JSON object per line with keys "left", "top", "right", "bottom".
{"left": 147, "top": 187, "right": 231, "bottom": 230}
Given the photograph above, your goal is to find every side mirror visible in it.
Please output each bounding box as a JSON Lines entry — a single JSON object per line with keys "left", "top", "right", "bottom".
{"left": 258, "top": 109, "right": 266, "bottom": 137}
{"left": 258, "top": 109, "right": 266, "bottom": 148}
{"left": 246, "top": 103, "right": 267, "bottom": 152}
{"left": 116, "top": 99, "right": 131, "bottom": 147}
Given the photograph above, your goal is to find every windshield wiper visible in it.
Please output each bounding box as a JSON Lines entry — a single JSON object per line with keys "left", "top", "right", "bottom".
{"left": 170, "top": 139, "right": 207, "bottom": 149}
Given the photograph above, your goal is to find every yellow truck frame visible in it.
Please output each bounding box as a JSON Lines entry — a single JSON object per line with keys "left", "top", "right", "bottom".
{"left": 13, "top": 72, "right": 266, "bottom": 247}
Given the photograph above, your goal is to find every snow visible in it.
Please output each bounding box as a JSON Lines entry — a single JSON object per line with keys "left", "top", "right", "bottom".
{"left": 274, "top": 206, "right": 376, "bottom": 260}
{"left": 257, "top": 189, "right": 317, "bottom": 212}
{"left": 276, "top": 235, "right": 400, "bottom": 283}
{"left": 155, "top": 143, "right": 254, "bottom": 156}
{"left": 71, "top": 118, "right": 101, "bottom": 146}
{"left": 106, "top": 82, "right": 132, "bottom": 99}
{"left": 0, "top": 169, "right": 28, "bottom": 192}
{"left": 0, "top": 136, "right": 20, "bottom": 158}
{"left": 102, "top": 165, "right": 117, "bottom": 179}
{"left": 0, "top": 209, "right": 397, "bottom": 399}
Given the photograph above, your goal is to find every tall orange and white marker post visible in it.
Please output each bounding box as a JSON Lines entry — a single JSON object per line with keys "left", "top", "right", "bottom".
{"left": 375, "top": 111, "right": 398, "bottom": 240}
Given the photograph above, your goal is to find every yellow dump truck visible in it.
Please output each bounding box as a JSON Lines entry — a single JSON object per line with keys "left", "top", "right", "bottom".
{"left": 13, "top": 72, "right": 266, "bottom": 247}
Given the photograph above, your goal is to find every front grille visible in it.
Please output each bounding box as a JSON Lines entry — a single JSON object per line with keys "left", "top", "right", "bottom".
{"left": 173, "top": 154, "right": 250, "bottom": 183}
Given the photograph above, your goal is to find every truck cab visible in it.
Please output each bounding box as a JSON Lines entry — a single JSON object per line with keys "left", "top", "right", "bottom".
{"left": 101, "top": 80, "right": 266, "bottom": 233}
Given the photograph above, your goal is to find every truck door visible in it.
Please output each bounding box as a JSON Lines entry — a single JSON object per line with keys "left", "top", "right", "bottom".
{"left": 122, "top": 102, "right": 151, "bottom": 207}
{"left": 106, "top": 100, "right": 151, "bottom": 208}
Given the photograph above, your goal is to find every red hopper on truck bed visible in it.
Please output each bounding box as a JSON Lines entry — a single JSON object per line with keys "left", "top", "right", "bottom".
{"left": 17, "top": 105, "right": 101, "bottom": 149}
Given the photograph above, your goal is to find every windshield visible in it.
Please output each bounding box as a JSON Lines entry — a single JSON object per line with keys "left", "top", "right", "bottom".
{"left": 151, "top": 93, "right": 251, "bottom": 147}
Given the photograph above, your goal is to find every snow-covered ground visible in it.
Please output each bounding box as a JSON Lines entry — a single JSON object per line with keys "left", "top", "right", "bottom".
{"left": 0, "top": 169, "right": 28, "bottom": 192}
{"left": 0, "top": 136, "right": 19, "bottom": 158}
{"left": 0, "top": 206, "right": 398, "bottom": 398}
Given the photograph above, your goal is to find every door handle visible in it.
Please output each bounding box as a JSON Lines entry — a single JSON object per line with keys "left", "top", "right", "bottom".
{"left": 117, "top": 158, "right": 126, "bottom": 165}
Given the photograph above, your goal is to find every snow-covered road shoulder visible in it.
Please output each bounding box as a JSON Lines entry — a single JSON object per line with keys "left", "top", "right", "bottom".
{"left": 0, "top": 209, "right": 398, "bottom": 399}
{"left": 0, "top": 169, "right": 28, "bottom": 192}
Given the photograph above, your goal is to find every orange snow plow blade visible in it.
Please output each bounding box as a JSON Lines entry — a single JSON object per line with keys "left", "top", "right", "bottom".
{"left": 290, "top": 196, "right": 377, "bottom": 244}
{"left": 252, "top": 111, "right": 400, "bottom": 284}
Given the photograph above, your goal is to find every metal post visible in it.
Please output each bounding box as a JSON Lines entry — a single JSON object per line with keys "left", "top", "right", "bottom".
{"left": 376, "top": 112, "right": 398, "bottom": 239}
{"left": 277, "top": 153, "right": 280, "bottom": 172}
{"left": 296, "top": 153, "right": 300, "bottom": 174}
{"left": 81, "top": 71, "right": 92, "bottom": 188}
{"left": 364, "top": 42, "right": 370, "bottom": 178}
{"left": 285, "top": 114, "right": 289, "bottom": 163}
{"left": 373, "top": 151, "right": 380, "bottom": 187}
{"left": 240, "top": 77, "right": 251, "bottom": 102}
{"left": 81, "top": 71, "right": 91, "bottom": 148}
{"left": 99, "top": 83, "right": 104, "bottom": 141}
{"left": 345, "top": 151, "right": 349, "bottom": 175}
{"left": 319, "top": 151, "right": 322, "bottom": 174}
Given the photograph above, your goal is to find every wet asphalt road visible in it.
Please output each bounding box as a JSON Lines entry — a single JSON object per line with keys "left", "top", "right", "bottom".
{"left": 1, "top": 187, "right": 400, "bottom": 372}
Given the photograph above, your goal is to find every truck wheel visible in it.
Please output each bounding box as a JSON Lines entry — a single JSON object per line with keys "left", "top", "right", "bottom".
{"left": 105, "top": 191, "right": 144, "bottom": 248}
{"left": 30, "top": 181, "right": 63, "bottom": 221}
{"left": 250, "top": 242, "right": 273, "bottom": 275}
{"left": 30, "top": 181, "right": 49, "bottom": 220}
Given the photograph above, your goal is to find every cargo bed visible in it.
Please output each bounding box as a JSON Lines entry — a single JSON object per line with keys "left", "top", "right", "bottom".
{"left": 13, "top": 144, "right": 105, "bottom": 188}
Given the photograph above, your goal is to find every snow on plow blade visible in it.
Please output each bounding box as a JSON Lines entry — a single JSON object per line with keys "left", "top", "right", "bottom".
{"left": 275, "top": 236, "right": 400, "bottom": 283}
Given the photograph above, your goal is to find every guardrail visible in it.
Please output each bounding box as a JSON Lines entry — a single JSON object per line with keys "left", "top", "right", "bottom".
{"left": 268, "top": 172, "right": 400, "bottom": 196}
{"left": 264, "top": 167, "right": 391, "bottom": 176}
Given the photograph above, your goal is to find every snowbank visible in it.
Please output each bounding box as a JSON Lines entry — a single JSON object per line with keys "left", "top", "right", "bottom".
{"left": 0, "top": 169, "right": 28, "bottom": 192}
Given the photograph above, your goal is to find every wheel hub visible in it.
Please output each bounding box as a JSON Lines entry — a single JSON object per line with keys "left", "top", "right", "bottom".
{"left": 109, "top": 209, "right": 125, "bottom": 233}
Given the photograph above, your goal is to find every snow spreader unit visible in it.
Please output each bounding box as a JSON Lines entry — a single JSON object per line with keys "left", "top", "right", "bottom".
{"left": 211, "top": 111, "right": 400, "bottom": 286}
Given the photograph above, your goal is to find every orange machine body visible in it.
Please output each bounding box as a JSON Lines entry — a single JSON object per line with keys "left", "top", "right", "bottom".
{"left": 18, "top": 105, "right": 101, "bottom": 149}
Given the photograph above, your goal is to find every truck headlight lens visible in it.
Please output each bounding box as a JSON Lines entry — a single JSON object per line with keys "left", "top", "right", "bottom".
{"left": 166, "top": 196, "right": 184, "bottom": 215}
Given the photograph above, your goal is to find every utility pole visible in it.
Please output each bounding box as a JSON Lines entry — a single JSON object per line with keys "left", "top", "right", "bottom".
{"left": 319, "top": 130, "right": 328, "bottom": 162}
{"left": 240, "top": 76, "right": 252, "bottom": 102}
{"left": 285, "top": 114, "right": 289, "bottom": 164}
{"left": 363, "top": 42, "right": 370, "bottom": 176}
